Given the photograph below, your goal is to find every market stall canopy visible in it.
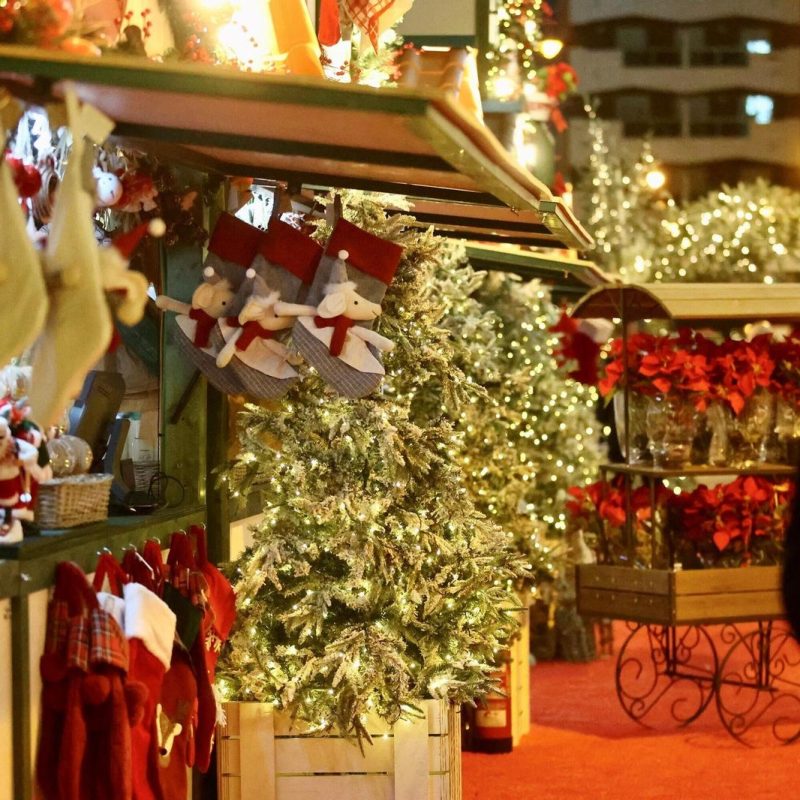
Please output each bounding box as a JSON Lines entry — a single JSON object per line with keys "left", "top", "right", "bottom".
{"left": 0, "top": 45, "right": 593, "bottom": 251}
{"left": 572, "top": 282, "right": 800, "bottom": 323}
{"left": 465, "top": 244, "right": 609, "bottom": 297}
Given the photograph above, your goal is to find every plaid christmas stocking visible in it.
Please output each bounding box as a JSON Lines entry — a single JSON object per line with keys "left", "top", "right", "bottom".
{"left": 292, "top": 218, "right": 403, "bottom": 398}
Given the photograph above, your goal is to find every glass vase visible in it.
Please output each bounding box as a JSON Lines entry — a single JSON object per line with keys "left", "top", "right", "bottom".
{"left": 732, "top": 389, "right": 776, "bottom": 465}
{"left": 613, "top": 392, "right": 650, "bottom": 464}
{"left": 705, "top": 401, "right": 733, "bottom": 466}
{"left": 775, "top": 398, "right": 800, "bottom": 464}
{"left": 646, "top": 392, "right": 698, "bottom": 468}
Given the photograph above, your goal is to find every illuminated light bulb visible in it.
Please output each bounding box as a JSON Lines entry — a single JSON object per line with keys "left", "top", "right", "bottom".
{"left": 538, "top": 37, "right": 564, "bottom": 60}
{"left": 645, "top": 168, "right": 666, "bottom": 191}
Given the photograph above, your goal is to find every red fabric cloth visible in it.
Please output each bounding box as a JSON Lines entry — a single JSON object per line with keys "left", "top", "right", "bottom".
{"left": 326, "top": 218, "right": 403, "bottom": 285}
{"left": 259, "top": 218, "right": 323, "bottom": 283}
{"left": 342, "top": 0, "right": 397, "bottom": 49}
{"left": 318, "top": 0, "right": 342, "bottom": 45}
{"left": 315, "top": 314, "right": 357, "bottom": 357}
{"left": 207, "top": 212, "right": 264, "bottom": 267}
{"left": 188, "top": 307, "right": 217, "bottom": 348}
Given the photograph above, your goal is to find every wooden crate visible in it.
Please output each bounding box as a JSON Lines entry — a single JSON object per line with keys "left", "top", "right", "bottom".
{"left": 509, "top": 599, "right": 531, "bottom": 746}
{"left": 217, "top": 699, "right": 462, "bottom": 800}
{"left": 577, "top": 564, "right": 784, "bottom": 625}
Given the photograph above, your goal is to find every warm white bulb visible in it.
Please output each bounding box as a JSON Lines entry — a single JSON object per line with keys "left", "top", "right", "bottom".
{"left": 539, "top": 38, "right": 564, "bottom": 60}
{"left": 645, "top": 168, "right": 666, "bottom": 191}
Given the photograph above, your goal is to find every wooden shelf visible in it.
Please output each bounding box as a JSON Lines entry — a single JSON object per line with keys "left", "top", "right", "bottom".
{"left": 0, "top": 505, "right": 205, "bottom": 596}
{"left": 0, "top": 45, "right": 594, "bottom": 251}
{"left": 572, "top": 282, "right": 800, "bottom": 323}
{"left": 600, "top": 462, "right": 796, "bottom": 478}
{"left": 465, "top": 243, "right": 609, "bottom": 293}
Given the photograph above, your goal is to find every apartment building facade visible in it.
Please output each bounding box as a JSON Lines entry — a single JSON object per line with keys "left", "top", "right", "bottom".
{"left": 566, "top": 1, "right": 800, "bottom": 197}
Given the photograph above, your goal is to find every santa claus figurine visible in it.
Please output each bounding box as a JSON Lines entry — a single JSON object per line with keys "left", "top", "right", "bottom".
{"left": 0, "top": 415, "right": 42, "bottom": 543}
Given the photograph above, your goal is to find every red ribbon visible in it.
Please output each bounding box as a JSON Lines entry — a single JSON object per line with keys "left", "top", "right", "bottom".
{"left": 226, "top": 318, "right": 278, "bottom": 351}
{"left": 314, "top": 315, "right": 356, "bottom": 357}
{"left": 189, "top": 307, "right": 217, "bottom": 348}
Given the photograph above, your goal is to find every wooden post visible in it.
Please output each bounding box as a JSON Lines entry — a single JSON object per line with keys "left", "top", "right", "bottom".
{"left": 11, "top": 594, "right": 32, "bottom": 800}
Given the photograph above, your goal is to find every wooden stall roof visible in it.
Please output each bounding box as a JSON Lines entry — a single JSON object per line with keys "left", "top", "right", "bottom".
{"left": 572, "top": 282, "right": 800, "bottom": 323}
{"left": 0, "top": 45, "right": 593, "bottom": 251}
{"left": 465, "top": 243, "right": 609, "bottom": 296}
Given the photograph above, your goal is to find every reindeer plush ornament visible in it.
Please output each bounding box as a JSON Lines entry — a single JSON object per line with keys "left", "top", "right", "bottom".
{"left": 291, "top": 218, "right": 403, "bottom": 398}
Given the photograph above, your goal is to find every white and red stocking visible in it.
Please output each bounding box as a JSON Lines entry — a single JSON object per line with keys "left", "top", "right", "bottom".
{"left": 292, "top": 219, "right": 403, "bottom": 398}
{"left": 215, "top": 217, "right": 323, "bottom": 399}
{"left": 124, "top": 581, "right": 177, "bottom": 800}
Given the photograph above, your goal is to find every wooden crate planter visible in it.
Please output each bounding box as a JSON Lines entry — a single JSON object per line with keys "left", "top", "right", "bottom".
{"left": 577, "top": 564, "right": 784, "bottom": 625}
{"left": 218, "top": 699, "right": 462, "bottom": 800}
{"left": 509, "top": 600, "right": 531, "bottom": 746}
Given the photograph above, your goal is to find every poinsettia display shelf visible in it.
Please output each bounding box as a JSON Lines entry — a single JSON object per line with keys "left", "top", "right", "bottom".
{"left": 571, "top": 282, "right": 800, "bottom": 746}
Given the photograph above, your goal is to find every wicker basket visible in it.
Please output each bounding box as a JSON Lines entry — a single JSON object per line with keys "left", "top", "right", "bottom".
{"left": 36, "top": 474, "right": 113, "bottom": 529}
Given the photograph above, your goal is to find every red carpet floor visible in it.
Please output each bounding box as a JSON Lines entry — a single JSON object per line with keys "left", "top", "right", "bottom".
{"left": 463, "top": 625, "right": 800, "bottom": 800}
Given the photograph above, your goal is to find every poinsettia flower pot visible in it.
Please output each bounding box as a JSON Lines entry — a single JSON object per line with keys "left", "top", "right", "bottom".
{"left": 646, "top": 393, "right": 698, "bottom": 468}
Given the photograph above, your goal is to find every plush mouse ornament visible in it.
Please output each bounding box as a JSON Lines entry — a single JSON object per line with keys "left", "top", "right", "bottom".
{"left": 291, "top": 219, "right": 403, "bottom": 398}
{"left": 156, "top": 213, "right": 263, "bottom": 395}
{"left": 94, "top": 167, "right": 124, "bottom": 208}
{"left": 214, "top": 218, "right": 322, "bottom": 399}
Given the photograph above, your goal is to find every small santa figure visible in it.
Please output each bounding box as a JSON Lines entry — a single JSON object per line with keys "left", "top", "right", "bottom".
{"left": 0, "top": 415, "right": 42, "bottom": 543}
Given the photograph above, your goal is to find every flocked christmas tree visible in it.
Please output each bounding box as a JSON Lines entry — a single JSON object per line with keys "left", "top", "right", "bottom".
{"left": 218, "top": 195, "right": 528, "bottom": 739}
{"left": 426, "top": 249, "right": 603, "bottom": 566}
{"left": 581, "top": 111, "right": 800, "bottom": 284}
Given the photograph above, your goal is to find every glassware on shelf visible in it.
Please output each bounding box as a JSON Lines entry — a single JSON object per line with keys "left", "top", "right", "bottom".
{"left": 731, "top": 389, "right": 776, "bottom": 466}
{"left": 775, "top": 398, "right": 800, "bottom": 465}
{"left": 646, "top": 392, "right": 698, "bottom": 468}
{"left": 613, "top": 391, "right": 650, "bottom": 464}
{"left": 705, "top": 401, "right": 733, "bottom": 466}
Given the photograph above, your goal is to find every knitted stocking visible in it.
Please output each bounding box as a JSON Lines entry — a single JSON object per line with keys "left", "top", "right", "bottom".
{"left": 291, "top": 218, "right": 403, "bottom": 398}
{"left": 29, "top": 91, "right": 115, "bottom": 427}
{"left": 214, "top": 217, "right": 322, "bottom": 399}
{"left": 0, "top": 135, "right": 47, "bottom": 367}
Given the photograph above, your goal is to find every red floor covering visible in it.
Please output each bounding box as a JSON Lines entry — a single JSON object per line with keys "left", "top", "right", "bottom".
{"left": 462, "top": 625, "right": 800, "bottom": 800}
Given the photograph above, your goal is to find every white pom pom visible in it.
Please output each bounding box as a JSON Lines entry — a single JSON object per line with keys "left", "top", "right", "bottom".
{"left": 203, "top": 266, "right": 215, "bottom": 279}
{"left": 246, "top": 268, "right": 256, "bottom": 279}
{"left": 147, "top": 218, "right": 167, "bottom": 238}
{"left": 338, "top": 250, "right": 349, "bottom": 261}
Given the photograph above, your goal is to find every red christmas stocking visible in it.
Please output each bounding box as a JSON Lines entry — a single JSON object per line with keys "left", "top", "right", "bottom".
{"left": 292, "top": 218, "right": 403, "bottom": 398}
{"left": 167, "top": 531, "right": 217, "bottom": 773}
{"left": 124, "top": 581, "right": 177, "bottom": 800}
{"left": 189, "top": 524, "right": 236, "bottom": 679}
{"left": 156, "top": 643, "right": 198, "bottom": 800}
{"left": 36, "top": 562, "right": 93, "bottom": 800}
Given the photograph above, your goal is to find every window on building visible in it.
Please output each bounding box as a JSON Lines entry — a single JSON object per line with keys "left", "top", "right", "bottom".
{"left": 745, "top": 94, "right": 775, "bottom": 124}
{"left": 746, "top": 39, "right": 772, "bottom": 55}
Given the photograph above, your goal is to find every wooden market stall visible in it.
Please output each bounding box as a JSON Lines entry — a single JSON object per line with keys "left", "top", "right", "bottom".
{"left": 0, "top": 46, "right": 597, "bottom": 800}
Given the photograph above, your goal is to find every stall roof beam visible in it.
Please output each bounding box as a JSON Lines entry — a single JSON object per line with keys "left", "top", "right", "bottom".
{"left": 0, "top": 46, "right": 593, "bottom": 251}
{"left": 572, "top": 283, "right": 800, "bottom": 323}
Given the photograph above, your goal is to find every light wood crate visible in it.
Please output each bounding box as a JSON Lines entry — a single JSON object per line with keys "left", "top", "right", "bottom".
{"left": 217, "top": 699, "right": 462, "bottom": 800}
{"left": 577, "top": 564, "right": 784, "bottom": 625}
{"left": 510, "top": 600, "right": 531, "bottom": 746}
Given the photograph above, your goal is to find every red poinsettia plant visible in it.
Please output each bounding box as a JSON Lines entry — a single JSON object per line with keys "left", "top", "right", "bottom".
{"left": 708, "top": 335, "right": 775, "bottom": 415}
{"left": 770, "top": 331, "right": 800, "bottom": 409}
{"left": 670, "top": 476, "right": 793, "bottom": 567}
